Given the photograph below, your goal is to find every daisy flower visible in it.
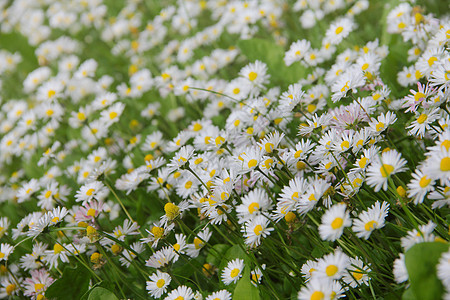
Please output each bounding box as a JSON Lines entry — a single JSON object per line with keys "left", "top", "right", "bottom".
{"left": 325, "top": 17, "right": 355, "bottom": 45}
{"left": 164, "top": 285, "right": 194, "bottom": 300}
{"left": 23, "top": 269, "right": 54, "bottom": 299}
{"left": 368, "top": 111, "right": 397, "bottom": 135}
{"left": 366, "top": 150, "right": 407, "bottom": 192}
{"left": 185, "top": 227, "right": 212, "bottom": 258}
{"left": 331, "top": 69, "right": 365, "bottom": 102}
{"left": 407, "top": 107, "right": 440, "bottom": 138}
{"left": 301, "top": 259, "right": 319, "bottom": 281}
{"left": 75, "top": 180, "right": 108, "bottom": 205}
{"left": 437, "top": 249, "right": 450, "bottom": 290}
{"left": 239, "top": 60, "right": 270, "bottom": 89}
{"left": 236, "top": 188, "right": 272, "bottom": 224}
{"left": 315, "top": 250, "right": 350, "bottom": 280}
{"left": 284, "top": 39, "right": 311, "bottom": 66}
{"left": 0, "top": 244, "right": 14, "bottom": 261}
{"left": 343, "top": 257, "right": 371, "bottom": 288}
{"left": 242, "top": 215, "right": 274, "bottom": 248}
{"left": 205, "top": 290, "right": 232, "bottom": 300}
{"left": 318, "top": 203, "right": 352, "bottom": 241}
{"left": 423, "top": 148, "right": 450, "bottom": 185}
{"left": 352, "top": 201, "right": 389, "bottom": 239}
{"left": 406, "top": 169, "right": 435, "bottom": 204}
{"left": 393, "top": 254, "right": 408, "bottom": 283}
{"left": 221, "top": 258, "right": 244, "bottom": 285}
{"left": 147, "top": 270, "right": 171, "bottom": 298}
{"left": 146, "top": 247, "right": 177, "bottom": 269}
{"left": 297, "top": 278, "right": 333, "bottom": 300}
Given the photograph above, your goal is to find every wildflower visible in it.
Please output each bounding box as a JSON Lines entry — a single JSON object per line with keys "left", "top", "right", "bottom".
{"left": 205, "top": 290, "right": 232, "bottom": 300}
{"left": 0, "top": 244, "right": 14, "bottom": 262}
{"left": 242, "top": 215, "right": 274, "bottom": 248}
{"left": 318, "top": 203, "right": 352, "bottom": 241}
{"left": 165, "top": 285, "right": 194, "bottom": 300}
{"left": 352, "top": 201, "right": 389, "bottom": 239}
{"left": 221, "top": 258, "right": 244, "bottom": 285}
{"left": 147, "top": 270, "right": 171, "bottom": 298}
{"left": 343, "top": 257, "right": 371, "bottom": 287}
{"left": 145, "top": 247, "right": 177, "bottom": 269}
{"left": 406, "top": 169, "right": 435, "bottom": 204}
{"left": 366, "top": 150, "right": 407, "bottom": 192}
{"left": 315, "top": 250, "right": 350, "bottom": 280}
{"left": 325, "top": 17, "right": 355, "bottom": 45}
{"left": 23, "top": 269, "right": 54, "bottom": 299}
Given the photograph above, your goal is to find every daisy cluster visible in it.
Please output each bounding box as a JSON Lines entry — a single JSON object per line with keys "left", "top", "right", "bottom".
{"left": 0, "top": 0, "right": 449, "bottom": 299}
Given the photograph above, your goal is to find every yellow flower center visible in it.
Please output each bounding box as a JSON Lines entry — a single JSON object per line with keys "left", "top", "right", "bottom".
{"left": 417, "top": 114, "right": 427, "bottom": 124}
{"left": 230, "top": 268, "right": 240, "bottom": 278}
{"left": 284, "top": 211, "right": 296, "bottom": 223}
{"left": 87, "top": 208, "right": 96, "bottom": 217}
{"left": 310, "top": 291, "right": 324, "bottom": 300}
{"left": 335, "top": 26, "right": 343, "bottom": 34}
{"left": 440, "top": 157, "right": 450, "bottom": 172}
{"left": 414, "top": 92, "right": 426, "bottom": 102}
{"left": 164, "top": 202, "right": 180, "bottom": 220}
{"left": 109, "top": 111, "right": 118, "bottom": 119}
{"left": 151, "top": 226, "right": 165, "bottom": 239}
{"left": 156, "top": 278, "right": 165, "bottom": 288}
{"left": 352, "top": 270, "right": 364, "bottom": 281}
{"left": 6, "top": 284, "right": 16, "bottom": 295}
{"left": 34, "top": 283, "right": 45, "bottom": 292}
{"left": 248, "top": 202, "right": 260, "bottom": 214}
{"left": 326, "top": 264, "right": 338, "bottom": 277}
{"left": 248, "top": 71, "right": 257, "bottom": 81}
{"left": 54, "top": 243, "right": 64, "bottom": 254}
{"left": 419, "top": 176, "right": 431, "bottom": 188}
{"left": 380, "top": 164, "right": 394, "bottom": 177}
{"left": 194, "top": 237, "right": 204, "bottom": 249}
{"left": 248, "top": 159, "right": 258, "bottom": 168}
{"left": 359, "top": 157, "right": 368, "bottom": 168}
{"left": 47, "top": 90, "right": 56, "bottom": 98}
{"left": 364, "top": 220, "right": 378, "bottom": 231}
{"left": 331, "top": 217, "right": 343, "bottom": 229}
{"left": 185, "top": 181, "right": 192, "bottom": 189}
{"left": 254, "top": 225, "right": 263, "bottom": 235}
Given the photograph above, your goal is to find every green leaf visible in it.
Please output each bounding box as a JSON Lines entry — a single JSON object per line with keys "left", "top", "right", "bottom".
{"left": 45, "top": 265, "right": 91, "bottom": 300}
{"left": 87, "top": 287, "right": 119, "bottom": 300}
{"left": 206, "top": 244, "right": 230, "bottom": 267}
{"left": 404, "top": 242, "right": 449, "bottom": 300}
{"left": 238, "top": 38, "right": 307, "bottom": 88}
{"left": 233, "top": 266, "right": 261, "bottom": 300}
{"left": 80, "top": 282, "right": 115, "bottom": 300}
{"left": 402, "top": 288, "right": 417, "bottom": 300}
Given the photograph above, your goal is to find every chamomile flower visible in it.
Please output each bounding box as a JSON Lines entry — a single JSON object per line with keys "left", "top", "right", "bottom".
{"left": 75, "top": 180, "right": 108, "bottom": 205}
{"left": 318, "top": 203, "right": 352, "bottom": 241}
{"left": 297, "top": 278, "right": 333, "bottom": 300}
{"left": 146, "top": 247, "right": 177, "bottom": 269}
{"left": 352, "top": 201, "right": 389, "bottom": 239}
{"left": 236, "top": 188, "right": 272, "bottom": 224}
{"left": 423, "top": 148, "right": 450, "bottom": 186}
{"left": 325, "top": 17, "right": 355, "bottom": 45}
{"left": 147, "top": 270, "right": 171, "bottom": 298}
{"left": 315, "top": 250, "right": 350, "bottom": 280}
{"left": 221, "top": 258, "right": 244, "bottom": 285}
{"left": 165, "top": 285, "right": 194, "bottom": 300}
{"left": 343, "top": 257, "right": 371, "bottom": 288}
{"left": 366, "top": 150, "right": 407, "bottom": 192}
{"left": 205, "top": 290, "right": 232, "bottom": 300}
{"left": 242, "top": 215, "right": 274, "bottom": 248}
{"left": 0, "top": 244, "right": 14, "bottom": 262}
{"left": 406, "top": 169, "right": 435, "bottom": 204}
{"left": 239, "top": 60, "right": 270, "bottom": 89}
{"left": 437, "top": 249, "right": 450, "bottom": 290}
